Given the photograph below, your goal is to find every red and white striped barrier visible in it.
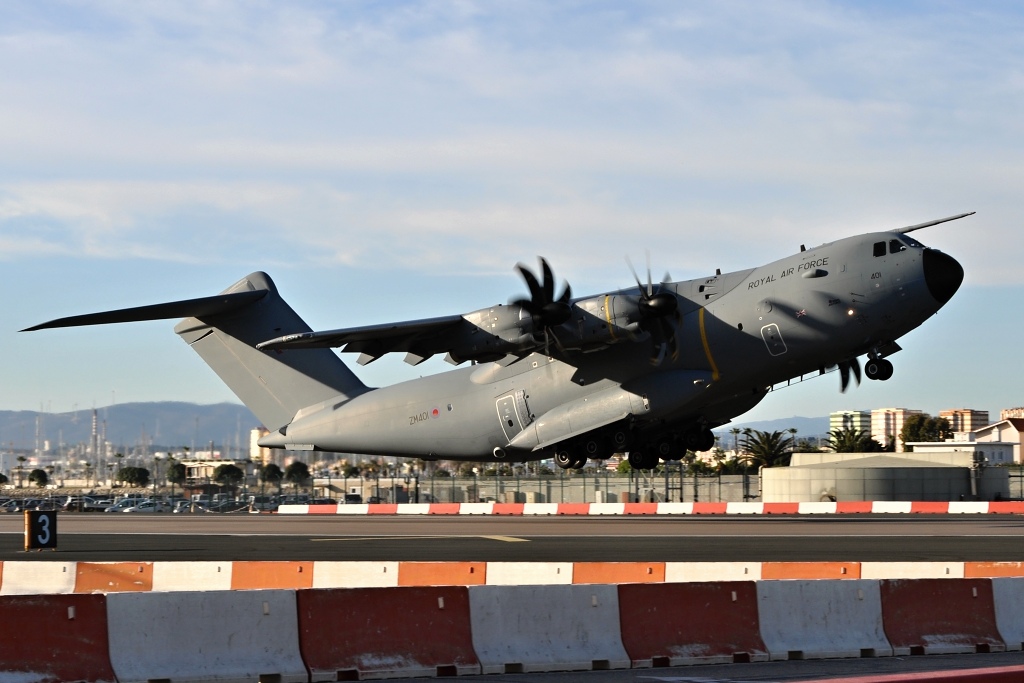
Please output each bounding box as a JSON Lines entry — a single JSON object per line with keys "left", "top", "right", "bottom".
{"left": 279, "top": 500, "right": 1024, "bottom": 515}
{"left": 7, "top": 560, "right": 1024, "bottom": 594}
{"left": 4, "top": 579, "right": 1024, "bottom": 681}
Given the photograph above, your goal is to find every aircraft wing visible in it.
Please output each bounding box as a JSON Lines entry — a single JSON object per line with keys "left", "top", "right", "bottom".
{"left": 257, "top": 314, "right": 468, "bottom": 365}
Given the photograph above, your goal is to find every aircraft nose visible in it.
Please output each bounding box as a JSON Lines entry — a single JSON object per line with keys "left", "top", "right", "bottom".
{"left": 923, "top": 248, "right": 964, "bottom": 305}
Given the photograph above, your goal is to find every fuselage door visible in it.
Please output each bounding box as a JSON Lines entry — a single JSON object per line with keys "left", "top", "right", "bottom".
{"left": 496, "top": 389, "right": 532, "bottom": 442}
{"left": 760, "top": 323, "right": 787, "bottom": 356}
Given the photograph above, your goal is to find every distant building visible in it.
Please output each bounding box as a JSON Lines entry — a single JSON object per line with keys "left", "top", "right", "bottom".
{"left": 906, "top": 437, "right": 1015, "bottom": 466}
{"left": 939, "top": 409, "right": 989, "bottom": 433}
{"left": 830, "top": 410, "right": 871, "bottom": 434}
{"left": 1002, "top": 407, "right": 1024, "bottom": 420}
{"left": 973, "top": 419, "right": 1024, "bottom": 464}
{"left": 871, "top": 408, "right": 923, "bottom": 453}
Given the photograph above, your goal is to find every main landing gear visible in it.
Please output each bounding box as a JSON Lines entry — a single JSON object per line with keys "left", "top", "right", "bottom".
{"left": 864, "top": 357, "right": 894, "bottom": 381}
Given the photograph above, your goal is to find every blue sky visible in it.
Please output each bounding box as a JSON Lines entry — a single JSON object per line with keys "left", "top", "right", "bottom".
{"left": 2, "top": 1, "right": 1021, "bottom": 426}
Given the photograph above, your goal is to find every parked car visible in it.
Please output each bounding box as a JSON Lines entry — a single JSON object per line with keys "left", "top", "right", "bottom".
{"left": 121, "top": 500, "right": 168, "bottom": 513}
{"left": 104, "top": 499, "right": 144, "bottom": 513}
{"left": 172, "top": 500, "right": 208, "bottom": 514}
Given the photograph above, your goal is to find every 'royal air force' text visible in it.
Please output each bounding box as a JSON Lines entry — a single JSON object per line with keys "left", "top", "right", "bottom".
{"left": 747, "top": 256, "right": 829, "bottom": 290}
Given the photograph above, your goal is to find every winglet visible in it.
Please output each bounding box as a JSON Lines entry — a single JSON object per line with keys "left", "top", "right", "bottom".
{"left": 895, "top": 211, "right": 975, "bottom": 234}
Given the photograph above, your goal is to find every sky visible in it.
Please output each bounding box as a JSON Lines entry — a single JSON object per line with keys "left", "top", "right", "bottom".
{"left": 1, "top": 1, "right": 1022, "bottom": 428}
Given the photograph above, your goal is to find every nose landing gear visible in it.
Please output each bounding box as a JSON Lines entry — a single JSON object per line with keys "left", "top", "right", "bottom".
{"left": 864, "top": 357, "right": 894, "bottom": 381}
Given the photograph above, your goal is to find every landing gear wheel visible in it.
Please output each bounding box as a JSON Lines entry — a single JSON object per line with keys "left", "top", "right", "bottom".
{"left": 627, "top": 451, "right": 647, "bottom": 469}
{"left": 696, "top": 429, "right": 716, "bottom": 452}
{"left": 608, "top": 428, "right": 632, "bottom": 453}
{"left": 571, "top": 455, "right": 588, "bottom": 470}
{"left": 580, "top": 434, "right": 608, "bottom": 460}
{"left": 652, "top": 437, "right": 675, "bottom": 462}
{"left": 683, "top": 429, "right": 702, "bottom": 452}
{"left": 554, "top": 450, "right": 574, "bottom": 470}
{"left": 865, "top": 358, "right": 894, "bottom": 381}
{"left": 641, "top": 450, "right": 660, "bottom": 469}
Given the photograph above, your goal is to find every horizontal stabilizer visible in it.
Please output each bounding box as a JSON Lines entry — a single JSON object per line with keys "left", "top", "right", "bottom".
{"left": 22, "top": 290, "right": 267, "bottom": 332}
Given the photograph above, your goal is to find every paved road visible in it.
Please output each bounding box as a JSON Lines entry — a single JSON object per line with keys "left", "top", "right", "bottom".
{"left": 2, "top": 513, "right": 1023, "bottom": 561}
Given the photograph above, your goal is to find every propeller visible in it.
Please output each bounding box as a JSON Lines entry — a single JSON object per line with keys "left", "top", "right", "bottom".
{"left": 512, "top": 258, "right": 572, "bottom": 353}
{"left": 837, "top": 357, "right": 862, "bottom": 392}
{"left": 627, "top": 253, "right": 680, "bottom": 365}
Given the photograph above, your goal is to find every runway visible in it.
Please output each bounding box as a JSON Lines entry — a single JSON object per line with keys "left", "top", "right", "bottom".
{"left": 2, "top": 513, "right": 1023, "bottom": 562}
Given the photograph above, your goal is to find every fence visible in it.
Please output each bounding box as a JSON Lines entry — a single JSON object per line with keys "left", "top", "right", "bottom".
{"left": 327, "top": 470, "right": 763, "bottom": 505}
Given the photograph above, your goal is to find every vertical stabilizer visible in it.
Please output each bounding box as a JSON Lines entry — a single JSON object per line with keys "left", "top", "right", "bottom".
{"left": 173, "top": 272, "right": 370, "bottom": 431}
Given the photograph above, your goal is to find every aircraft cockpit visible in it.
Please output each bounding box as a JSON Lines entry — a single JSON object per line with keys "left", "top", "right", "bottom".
{"left": 872, "top": 234, "right": 923, "bottom": 257}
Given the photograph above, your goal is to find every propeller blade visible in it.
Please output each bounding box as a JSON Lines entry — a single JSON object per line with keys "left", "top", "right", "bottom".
{"left": 851, "top": 356, "right": 862, "bottom": 386}
{"left": 541, "top": 258, "right": 556, "bottom": 304}
{"left": 839, "top": 363, "right": 851, "bottom": 392}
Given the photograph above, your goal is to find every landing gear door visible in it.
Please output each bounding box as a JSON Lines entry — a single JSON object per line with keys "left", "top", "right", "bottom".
{"left": 496, "top": 390, "right": 532, "bottom": 442}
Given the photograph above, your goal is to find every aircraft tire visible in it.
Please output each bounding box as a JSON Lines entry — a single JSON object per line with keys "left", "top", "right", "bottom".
{"left": 697, "top": 429, "right": 716, "bottom": 452}
{"left": 682, "top": 429, "right": 702, "bottom": 452}
{"left": 554, "top": 450, "right": 574, "bottom": 470}
{"left": 652, "top": 437, "right": 674, "bottom": 461}
{"left": 571, "top": 454, "right": 588, "bottom": 469}
{"left": 866, "top": 358, "right": 895, "bottom": 381}
{"left": 627, "top": 451, "right": 647, "bottom": 469}
{"left": 581, "top": 434, "right": 608, "bottom": 460}
{"left": 641, "top": 450, "right": 660, "bottom": 469}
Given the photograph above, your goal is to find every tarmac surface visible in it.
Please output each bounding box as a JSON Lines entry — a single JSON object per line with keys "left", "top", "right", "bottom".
{"left": 1, "top": 512, "right": 1023, "bottom": 561}
{"left": 5, "top": 512, "right": 1024, "bottom": 681}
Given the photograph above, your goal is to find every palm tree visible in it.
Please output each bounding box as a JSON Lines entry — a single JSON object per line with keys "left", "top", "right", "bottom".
{"left": 739, "top": 429, "right": 795, "bottom": 468}
{"left": 827, "top": 427, "right": 884, "bottom": 453}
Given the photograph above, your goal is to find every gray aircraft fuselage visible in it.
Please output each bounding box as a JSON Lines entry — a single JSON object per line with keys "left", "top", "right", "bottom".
{"left": 257, "top": 229, "right": 963, "bottom": 462}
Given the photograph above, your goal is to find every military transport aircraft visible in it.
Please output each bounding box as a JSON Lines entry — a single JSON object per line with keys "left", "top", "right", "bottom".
{"left": 24, "top": 212, "right": 969, "bottom": 470}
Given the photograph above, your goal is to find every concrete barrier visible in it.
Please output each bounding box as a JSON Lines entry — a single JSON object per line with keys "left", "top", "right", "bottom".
{"left": 312, "top": 561, "right": 400, "bottom": 588}
{"left": 0, "top": 561, "right": 76, "bottom": 594}
{"left": 618, "top": 582, "right": 768, "bottom": 666}
{"left": 106, "top": 589, "right": 308, "bottom": 683}
{"left": 298, "top": 586, "right": 481, "bottom": 679}
{"left": 757, "top": 579, "right": 893, "bottom": 660}
{"left": 862, "top": 562, "right": 965, "bottom": 579}
{"left": 572, "top": 562, "right": 665, "bottom": 584}
{"left": 0, "top": 594, "right": 116, "bottom": 683}
{"left": 75, "top": 562, "right": 153, "bottom": 593}
{"left": 485, "top": 562, "right": 573, "bottom": 585}
{"left": 398, "top": 561, "right": 486, "bottom": 586}
{"left": 880, "top": 578, "right": 1004, "bottom": 655}
{"left": 992, "top": 577, "right": 1024, "bottom": 652}
{"left": 151, "top": 561, "right": 232, "bottom": 591}
{"left": 761, "top": 562, "right": 860, "bottom": 580}
{"left": 468, "top": 584, "right": 630, "bottom": 673}
{"left": 665, "top": 562, "right": 761, "bottom": 582}
{"left": 230, "top": 561, "right": 314, "bottom": 589}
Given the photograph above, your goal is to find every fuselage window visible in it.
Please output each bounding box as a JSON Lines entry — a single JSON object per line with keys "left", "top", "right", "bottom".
{"left": 889, "top": 239, "right": 907, "bottom": 254}
{"left": 873, "top": 241, "right": 886, "bottom": 257}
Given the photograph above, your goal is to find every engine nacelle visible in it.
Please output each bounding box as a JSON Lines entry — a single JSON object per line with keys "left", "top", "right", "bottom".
{"left": 553, "top": 294, "right": 647, "bottom": 350}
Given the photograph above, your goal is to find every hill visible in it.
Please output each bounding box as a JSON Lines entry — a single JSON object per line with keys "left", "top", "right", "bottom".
{"left": 0, "top": 402, "right": 258, "bottom": 452}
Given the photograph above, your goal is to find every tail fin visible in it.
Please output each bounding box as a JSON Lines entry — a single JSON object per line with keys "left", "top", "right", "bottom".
{"left": 25, "top": 272, "right": 370, "bottom": 431}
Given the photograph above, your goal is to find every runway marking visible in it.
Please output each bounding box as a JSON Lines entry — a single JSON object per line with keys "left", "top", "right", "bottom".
{"left": 309, "top": 535, "right": 529, "bottom": 543}
{"left": 481, "top": 535, "right": 529, "bottom": 543}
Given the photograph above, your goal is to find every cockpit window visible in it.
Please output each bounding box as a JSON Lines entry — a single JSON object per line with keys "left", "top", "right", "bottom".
{"left": 873, "top": 241, "right": 886, "bottom": 257}
{"left": 889, "top": 239, "right": 907, "bottom": 254}
{"left": 901, "top": 235, "right": 924, "bottom": 248}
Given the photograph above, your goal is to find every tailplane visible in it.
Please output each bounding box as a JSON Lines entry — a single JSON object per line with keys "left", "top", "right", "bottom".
{"left": 24, "top": 272, "right": 370, "bottom": 431}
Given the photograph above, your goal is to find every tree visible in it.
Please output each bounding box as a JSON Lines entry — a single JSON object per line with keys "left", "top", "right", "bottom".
{"left": 284, "top": 461, "right": 311, "bottom": 493}
{"left": 117, "top": 467, "right": 150, "bottom": 488}
{"left": 343, "top": 465, "right": 360, "bottom": 478}
{"left": 28, "top": 468, "right": 48, "bottom": 488}
{"left": 739, "top": 429, "right": 795, "bottom": 468}
{"left": 0, "top": 472, "right": 7, "bottom": 485}
{"left": 900, "top": 415, "right": 952, "bottom": 452}
{"left": 827, "top": 428, "right": 885, "bottom": 453}
{"left": 213, "top": 464, "right": 245, "bottom": 487}
{"left": 167, "top": 462, "right": 187, "bottom": 486}
{"left": 259, "top": 463, "right": 284, "bottom": 489}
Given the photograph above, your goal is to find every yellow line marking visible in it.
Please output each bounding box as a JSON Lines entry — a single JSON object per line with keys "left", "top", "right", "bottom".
{"left": 699, "top": 307, "right": 721, "bottom": 381}
{"left": 481, "top": 535, "right": 530, "bottom": 543}
{"left": 603, "top": 295, "right": 618, "bottom": 340}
